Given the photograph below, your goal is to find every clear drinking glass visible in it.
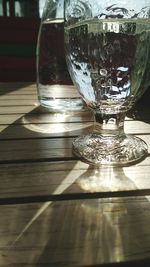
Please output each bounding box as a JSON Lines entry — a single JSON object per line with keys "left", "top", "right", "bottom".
{"left": 36, "top": 0, "right": 84, "bottom": 112}
{"left": 64, "top": 0, "right": 150, "bottom": 165}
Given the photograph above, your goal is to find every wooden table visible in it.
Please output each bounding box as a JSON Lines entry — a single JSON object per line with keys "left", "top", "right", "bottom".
{"left": 0, "top": 82, "right": 150, "bottom": 267}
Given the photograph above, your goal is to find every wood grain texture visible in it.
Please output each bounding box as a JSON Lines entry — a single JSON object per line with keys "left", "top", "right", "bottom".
{"left": 0, "top": 198, "right": 150, "bottom": 266}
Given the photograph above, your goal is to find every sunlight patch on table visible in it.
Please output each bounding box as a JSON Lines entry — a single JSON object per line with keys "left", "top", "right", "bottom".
{"left": 22, "top": 112, "right": 92, "bottom": 133}
{"left": 9, "top": 161, "right": 86, "bottom": 248}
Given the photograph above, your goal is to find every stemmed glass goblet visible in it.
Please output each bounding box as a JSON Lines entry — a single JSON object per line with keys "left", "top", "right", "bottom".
{"left": 64, "top": 0, "right": 150, "bottom": 165}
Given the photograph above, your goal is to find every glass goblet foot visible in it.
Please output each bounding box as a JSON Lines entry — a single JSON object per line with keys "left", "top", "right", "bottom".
{"left": 73, "top": 133, "right": 148, "bottom": 166}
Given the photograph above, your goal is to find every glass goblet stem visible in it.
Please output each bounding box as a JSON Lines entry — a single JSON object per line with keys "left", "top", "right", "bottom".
{"left": 93, "top": 111, "right": 125, "bottom": 137}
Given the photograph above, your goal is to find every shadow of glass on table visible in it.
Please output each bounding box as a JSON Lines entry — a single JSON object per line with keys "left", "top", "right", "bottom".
{"left": 0, "top": 82, "right": 34, "bottom": 96}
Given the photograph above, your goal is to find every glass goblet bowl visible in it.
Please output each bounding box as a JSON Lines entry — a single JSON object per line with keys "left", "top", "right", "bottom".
{"left": 64, "top": 0, "right": 150, "bottom": 165}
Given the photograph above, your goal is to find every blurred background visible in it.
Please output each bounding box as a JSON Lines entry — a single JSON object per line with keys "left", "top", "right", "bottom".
{"left": 0, "top": 0, "right": 46, "bottom": 82}
{"left": 0, "top": 0, "right": 46, "bottom": 17}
